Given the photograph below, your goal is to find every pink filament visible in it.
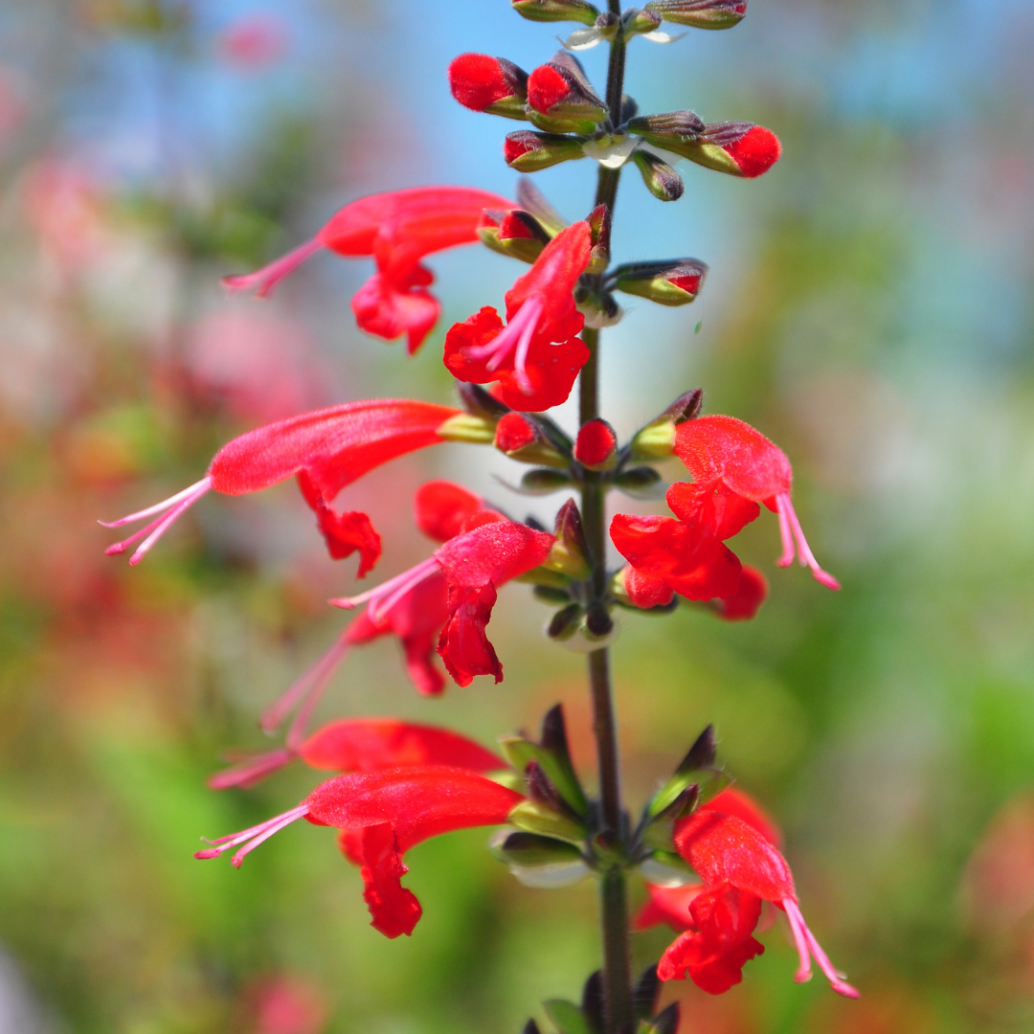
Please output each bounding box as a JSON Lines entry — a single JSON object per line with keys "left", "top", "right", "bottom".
{"left": 195, "top": 804, "right": 310, "bottom": 866}
{"left": 222, "top": 237, "right": 323, "bottom": 298}
{"left": 330, "top": 556, "right": 441, "bottom": 624}
{"left": 260, "top": 634, "right": 350, "bottom": 738}
{"left": 101, "top": 477, "right": 213, "bottom": 565}
{"left": 783, "top": 899, "right": 859, "bottom": 999}
{"left": 775, "top": 493, "right": 840, "bottom": 590}
{"left": 208, "top": 748, "right": 294, "bottom": 791}
{"left": 466, "top": 295, "right": 544, "bottom": 395}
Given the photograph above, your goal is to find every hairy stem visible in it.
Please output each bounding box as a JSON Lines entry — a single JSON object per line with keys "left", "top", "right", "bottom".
{"left": 579, "top": 22, "right": 632, "bottom": 1034}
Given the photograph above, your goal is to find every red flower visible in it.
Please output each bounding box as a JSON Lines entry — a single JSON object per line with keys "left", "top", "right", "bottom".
{"left": 209, "top": 714, "right": 504, "bottom": 791}
{"left": 223, "top": 187, "right": 513, "bottom": 353}
{"left": 712, "top": 565, "right": 767, "bottom": 621}
{"left": 332, "top": 519, "right": 556, "bottom": 687}
{"left": 673, "top": 416, "right": 839, "bottom": 589}
{"left": 196, "top": 766, "right": 524, "bottom": 937}
{"left": 666, "top": 796, "right": 858, "bottom": 997}
{"left": 448, "top": 54, "right": 528, "bottom": 114}
{"left": 443, "top": 222, "right": 591, "bottom": 412}
{"left": 101, "top": 400, "right": 458, "bottom": 566}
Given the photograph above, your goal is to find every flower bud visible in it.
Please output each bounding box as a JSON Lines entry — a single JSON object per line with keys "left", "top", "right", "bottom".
{"left": 631, "top": 113, "right": 780, "bottom": 178}
{"left": 521, "top": 468, "right": 573, "bottom": 494}
{"left": 632, "top": 149, "right": 684, "bottom": 201}
{"left": 559, "top": 12, "right": 620, "bottom": 50}
{"left": 546, "top": 499, "right": 591, "bottom": 580}
{"left": 614, "top": 465, "right": 666, "bottom": 499}
{"left": 526, "top": 55, "right": 609, "bottom": 134}
{"left": 547, "top": 601, "right": 583, "bottom": 640}
{"left": 625, "top": 7, "right": 664, "bottom": 34}
{"left": 495, "top": 412, "right": 569, "bottom": 468}
{"left": 508, "top": 800, "right": 586, "bottom": 842}
{"left": 557, "top": 610, "right": 622, "bottom": 652}
{"left": 574, "top": 418, "right": 618, "bottom": 471}
{"left": 448, "top": 54, "right": 529, "bottom": 120}
{"left": 478, "top": 209, "right": 552, "bottom": 265}
{"left": 456, "top": 381, "right": 511, "bottom": 419}
{"left": 512, "top": 0, "right": 600, "bottom": 25}
{"left": 611, "top": 257, "right": 708, "bottom": 306}
{"left": 645, "top": 0, "right": 747, "bottom": 30}
{"left": 586, "top": 203, "right": 610, "bottom": 273}
{"left": 490, "top": 830, "right": 589, "bottom": 889}
{"left": 504, "top": 130, "right": 588, "bottom": 172}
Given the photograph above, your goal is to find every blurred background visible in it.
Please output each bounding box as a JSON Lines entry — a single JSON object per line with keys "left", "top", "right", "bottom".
{"left": 1, "top": 0, "right": 1033, "bottom": 1030}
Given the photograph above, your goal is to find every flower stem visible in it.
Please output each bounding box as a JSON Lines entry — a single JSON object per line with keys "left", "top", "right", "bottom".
{"left": 579, "top": 25, "right": 632, "bottom": 1034}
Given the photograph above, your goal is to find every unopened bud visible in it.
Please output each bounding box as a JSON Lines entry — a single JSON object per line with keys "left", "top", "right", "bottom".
{"left": 645, "top": 0, "right": 747, "bottom": 30}
{"left": 527, "top": 54, "right": 609, "bottom": 134}
{"left": 611, "top": 258, "right": 708, "bottom": 305}
{"left": 586, "top": 203, "right": 610, "bottom": 273}
{"left": 558, "top": 609, "right": 621, "bottom": 652}
{"left": 630, "top": 421, "right": 676, "bottom": 458}
{"left": 495, "top": 412, "right": 569, "bottom": 468}
{"left": 437, "top": 412, "right": 497, "bottom": 444}
{"left": 574, "top": 418, "right": 618, "bottom": 471}
{"left": 559, "top": 11, "right": 620, "bottom": 51}
{"left": 521, "top": 468, "right": 572, "bottom": 494}
{"left": 614, "top": 465, "right": 665, "bottom": 498}
{"left": 625, "top": 7, "right": 663, "bottom": 34}
{"left": 633, "top": 149, "right": 685, "bottom": 202}
{"left": 512, "top": 0, "right": 600, "bottom": 25}
{"left": 448, "top": 54, "right": 529, "bottom": 119}
{"left": 631, "top": 114, "right": 780, "bottom": 178}
{"left": 504, "top": 130, "right": 588, "bottom": 172}
{"left": 547, "top": 602, "right": 583, "bottom": 640}
{"left": 478, "top": 209, "right": 551, "bottom": 264}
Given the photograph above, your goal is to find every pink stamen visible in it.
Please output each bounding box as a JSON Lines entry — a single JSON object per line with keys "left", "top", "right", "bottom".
{"left": 775, "top": 494, "right": 840, "bottom": 590}
{"left": 260, "top": 634, "right": 350, "bottom": 737}
{"left": 782, "top": 897, "right": 813, "bottom": 983}
{"left": 222, "top": 237, "right": 323, "bottom": 298}
{"left": 195, "top": 804, "right": 309, "bottom": 866}
{"left": 466, "top": 296, "right": 544, "bottom": 393}
{"left": 101, "top": 477, "right": 213, "bottom": 565}
{"left": 330, "top": 556, "right": 441, "bottom": 624}
{"left": 775, "top": 494, "right": 795, "bottom": 567}
{"left": 783, "top": 899, "right": 859, "bottom": 999}
{"left": 208, "top": 748, "right": 295, "bottom": 791}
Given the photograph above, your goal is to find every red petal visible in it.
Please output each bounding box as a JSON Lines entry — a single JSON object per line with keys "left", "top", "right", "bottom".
{"left": 208, "top": 398, "right": 457, "bottom": 500}
{"left": 298, "top": 475, "right": 382, "bottom": 576}
{"left": 623, "top": 566, "right": 675, "bottom": 609}
{"left": 414, "top": 480, "right": 488, "bottom": 543}
{"left": 724, "top": 126, "right": 781, "bottom": 179}
{"left": 437, "top": 584, "right": 502, "bottom": 687}
{"left": 448, "top": 53, "right": 515, "bottom": 111}
{"left": 527, "top": 64, "right": 571, "bottom": 113}
{"left": 673, "top": 416, "right": 792, "bottom": 502}
{"left": 674, "top": 811, "right": 795, "bottom": 902}
{"left": 351, "top": 269, "right": 440, "bottom": 354}
{"left": 299, "top": 718, "right": 504, "bottom": 773}
{"left": 443, "top": 306, "right": 505, "bottom": 384}
{"left": 665, "top": 481, "right": 760, "bottom": 541}
{"left": 634, "top": 883, "right": 705, "bottom": 932}
{"left": 713, "top": 566, "right": 768, "bottom": 622}
{"left": 701, "top": 788, "right": 783, "bottom": 849}
{"left": 357, "top": 823, "right": 423, "bottom": 938}
{"left": 304, "top": 766, "right": 524, "bottom": 852}
{"left": 494, "top": 334, "right": 589, "bottom": 413}
{"left": 435, "top": 520, "right": 556, "bottom": 589}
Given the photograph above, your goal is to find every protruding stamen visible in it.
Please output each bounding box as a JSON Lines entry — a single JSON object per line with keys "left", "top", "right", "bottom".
{"left": 208, "top": 748, "right": 295, "bottom": 791}
{"left": 466, "top": 296, "right": 544, "bottom": 392}
{"left": 775, "top": 494, "right": 840, "bottom": 590}
{"left": 330, "top": 556, "right": 441, "bottom": 624}
{"left": 260, "top": 634, "right": 350, "bottom": 737}
{"left": 783, "top": 899, "right": 859, "bottom": 999}
{"left": 775, "top": 493, "right": 795, "bottom": 567}
{"left": 99, "top": 476, "right": 213, "bottom": 528}
{"left": 782, "top": 897, "right": 813, "bottom": 983}
{"left": 195, "top": 804, "right": 309, "bottom": 866}
{"left": 222, "top": 237, "right": 323, "bottom": 298}
{"left": 101, "top": 477, "right": 213, "bottom": 565}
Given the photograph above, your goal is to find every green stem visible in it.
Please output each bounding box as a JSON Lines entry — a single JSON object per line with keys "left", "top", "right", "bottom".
{"left": 578, "top": 26, "right": 632, "bottom": 1034}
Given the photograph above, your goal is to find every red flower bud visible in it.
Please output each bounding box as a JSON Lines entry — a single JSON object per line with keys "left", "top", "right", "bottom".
{"left": 448, "top": 54, "right": 528, "bottom": 117}
{"left": 574, "top": 418, "right": 617, "bottom": 470}
{"left": 495, "top": 412, "right": 539, "bottom": 454}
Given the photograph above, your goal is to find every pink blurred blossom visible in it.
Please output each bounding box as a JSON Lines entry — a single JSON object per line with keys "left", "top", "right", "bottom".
{"left": 184, "top": 309, "right": 332, "bottom": 423}
{"left": 217, "top": 14, "right": 289, "bottom": 69}
{"left": 249, "top": 976, "right": 328, "bottom": 1034}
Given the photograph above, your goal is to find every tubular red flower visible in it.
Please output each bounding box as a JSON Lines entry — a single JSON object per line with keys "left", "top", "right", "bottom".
{"left": 673, "top": 807, "right": 858, "bottom": 997}
{"left": 101, "top": 400, "right": 458, "bottom": 565}
{"left": 196, "top": 766, "right": 524, "bottom": 937}
{"left": 443, "top": 222, "right": 591, "bottom": 411}
{"left": 673, "top": 415, "right": 839, "bottom": 589}
{"left": 332, "top": 520, "right": 555, "bottom": 687}
{"left": 223, "top": 187, "right": 513, "bottom": 353}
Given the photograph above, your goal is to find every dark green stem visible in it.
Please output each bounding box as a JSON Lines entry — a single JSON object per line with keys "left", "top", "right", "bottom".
{"left": 578, "top": 22, "right": 633, "bottom": 1034}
